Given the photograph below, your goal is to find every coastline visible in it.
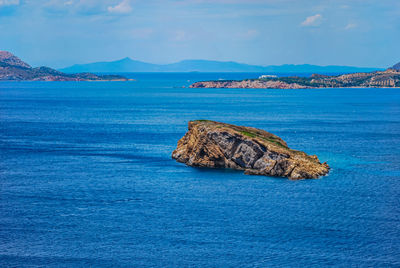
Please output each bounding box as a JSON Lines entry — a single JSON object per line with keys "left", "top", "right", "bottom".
{"left": 189, "top": 69, "right": 400, "bottom": 89}
{"left": 189, "top": 84, "right": 400, "bottom": 89}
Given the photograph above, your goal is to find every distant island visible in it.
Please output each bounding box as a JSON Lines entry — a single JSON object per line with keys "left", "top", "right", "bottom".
{"left": 0, "top": 51, "right": 128, "bottom": 81}
{"left": 60, "top": 57, "right": 381, "bottom": 74}
{"left": 190, "top": 63, "right": 400, "bottom": 89}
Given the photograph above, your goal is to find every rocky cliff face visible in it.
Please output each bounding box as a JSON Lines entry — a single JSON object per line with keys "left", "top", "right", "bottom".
{"left": 0, "top": 51, "right": 128, "bottom": 81}
{"left": 172, "top": 120, "right": 329, "bottom": 180}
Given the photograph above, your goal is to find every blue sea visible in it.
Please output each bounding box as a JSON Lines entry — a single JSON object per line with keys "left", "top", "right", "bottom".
{"left": 1, "top": 73, "right": 400, "bottom": 267}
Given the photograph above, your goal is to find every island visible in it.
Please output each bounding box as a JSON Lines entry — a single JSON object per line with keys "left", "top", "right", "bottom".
{"left": 172, "top": 120, "right": 330, "bottom": 180}
{"left": 190, "top": 63, "right": 400, "bottom": 89}
{"left": 0, "top": 51, "right": 128, "bottom": 81}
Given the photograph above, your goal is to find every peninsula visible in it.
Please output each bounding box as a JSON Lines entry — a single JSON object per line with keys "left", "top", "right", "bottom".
{"left": 172, "top": 120, "right": 329, "bottom": 180}
{"left": 0, "top": 51, "right": 128, "bottom": 81}
{"left": 190, "top": 63, "right": 400, "bottom": 89}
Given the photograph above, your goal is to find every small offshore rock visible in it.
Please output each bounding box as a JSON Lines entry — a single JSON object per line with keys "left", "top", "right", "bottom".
{"left": 172, "top": 120, "right": 330, "bottom": 180}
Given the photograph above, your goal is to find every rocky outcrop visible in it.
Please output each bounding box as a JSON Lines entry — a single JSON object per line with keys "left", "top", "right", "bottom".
{"left": 172, "top": 120, "right": 329, "bottom": 180}
{"left": 190, "top": 68, "right": 400, "bottom": 89}
{"left": 0, "top": 51, "right": 128, "bottom": 81}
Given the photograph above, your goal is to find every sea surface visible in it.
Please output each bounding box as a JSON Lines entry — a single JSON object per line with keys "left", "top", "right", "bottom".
{"left": 1, "top": 73, "right": 400, "bottom": 267}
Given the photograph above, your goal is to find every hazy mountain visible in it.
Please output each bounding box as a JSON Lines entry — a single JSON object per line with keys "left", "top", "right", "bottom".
{"left": 160, "top": 60, "right": 266, "bottom": 72}
{"left": 60, "top": 57, "right": 159, "bottom": 73}
{"left": 391, "top": 62, "right": 400, "bottom": 71}
{"left": 60, "top": 58, "right": 382, "bottom": 73}
{"left": 261, "top": 64, "right": 381, "bottom": 73}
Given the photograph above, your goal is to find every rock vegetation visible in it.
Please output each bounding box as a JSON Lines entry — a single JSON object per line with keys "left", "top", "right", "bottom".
{"left": 172, "top": 120, "right": 329, "bottom": 180}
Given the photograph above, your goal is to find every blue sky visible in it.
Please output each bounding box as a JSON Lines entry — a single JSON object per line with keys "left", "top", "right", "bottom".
{"left": 1, "top": 0, "right": 399, "bottom": 68}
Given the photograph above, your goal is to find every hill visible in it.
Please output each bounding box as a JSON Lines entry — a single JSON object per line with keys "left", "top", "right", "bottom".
{"left": 60, "top": 57, "right": 159, "bottom": 73}
{"left": 0, "top": 51, "right": 128, "bottom": 81}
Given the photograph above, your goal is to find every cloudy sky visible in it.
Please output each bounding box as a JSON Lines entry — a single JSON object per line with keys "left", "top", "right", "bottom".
{"left": 0, "top": 0, "right": 399, "bottom": 68}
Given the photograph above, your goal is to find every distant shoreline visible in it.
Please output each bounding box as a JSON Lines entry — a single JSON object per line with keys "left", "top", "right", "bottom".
{"left": 190, "top": 69, "right": 400, "bottom": 89}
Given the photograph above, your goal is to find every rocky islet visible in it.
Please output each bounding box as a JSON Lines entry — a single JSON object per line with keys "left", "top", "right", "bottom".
{"left": 172, "top": 120, "right": 330, "bottom": 180}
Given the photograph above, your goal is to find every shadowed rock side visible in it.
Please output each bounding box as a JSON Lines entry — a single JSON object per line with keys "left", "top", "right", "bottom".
{"left": 172, "top": 120, "right": 329, "bottom": 180}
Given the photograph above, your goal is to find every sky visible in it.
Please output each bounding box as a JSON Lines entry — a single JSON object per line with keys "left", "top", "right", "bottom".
{"left": 0, "top": 0, "right": 399, "bottom": 68}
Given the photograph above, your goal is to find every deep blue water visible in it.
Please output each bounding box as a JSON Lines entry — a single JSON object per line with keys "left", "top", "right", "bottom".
{"left": 1, "top": 73, "right": 400, "bottom": 267}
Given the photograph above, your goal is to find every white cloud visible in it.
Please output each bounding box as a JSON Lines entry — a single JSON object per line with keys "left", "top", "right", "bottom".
{"left": 107, "top": 0, "right": 132, "bottom": 14}
{"left": 0, "top": 0, "right": 19, "bottom": 6}
{"left": 301, "top": 14, "right": 322, "bottom": 27}
{"left": 344, "top": 23, "right": 357, "bottom": 30}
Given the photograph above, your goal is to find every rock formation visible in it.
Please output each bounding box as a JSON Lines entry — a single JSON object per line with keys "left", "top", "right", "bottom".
{"left": 172, "top": 120, "right": 329, "bottom": 180}
{"left": 0, "top": 51, "right": 128, "bottom": 81}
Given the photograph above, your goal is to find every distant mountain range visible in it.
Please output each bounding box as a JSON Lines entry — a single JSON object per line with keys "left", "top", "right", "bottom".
{"left": 60, "top": 58, "right": 383, "bottom": 74}
{"left": 2, "top": 50, "right": 398, "bottom": 83}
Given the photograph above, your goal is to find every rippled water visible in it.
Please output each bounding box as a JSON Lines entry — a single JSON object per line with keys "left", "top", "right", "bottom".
{"left": 1, "top": 73, "right": 400, "bottom": 267}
